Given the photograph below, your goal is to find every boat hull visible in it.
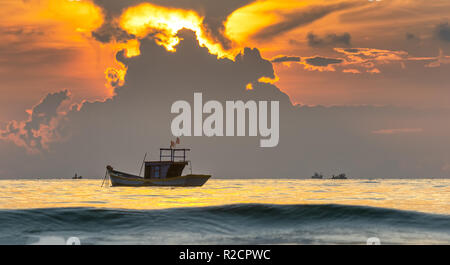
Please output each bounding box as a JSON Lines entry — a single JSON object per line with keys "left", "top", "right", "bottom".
{"left": 108, "top": 169, "right": 210, "bottom": 187}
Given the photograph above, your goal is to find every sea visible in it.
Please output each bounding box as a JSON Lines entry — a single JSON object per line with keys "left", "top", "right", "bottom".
{"left": 0, "top": 179, "right": 449, "bottom": 245}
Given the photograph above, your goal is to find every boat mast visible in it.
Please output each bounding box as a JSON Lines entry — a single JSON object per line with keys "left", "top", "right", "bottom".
{"left": 138, "top": 152, "right": 147, "bottom": 177}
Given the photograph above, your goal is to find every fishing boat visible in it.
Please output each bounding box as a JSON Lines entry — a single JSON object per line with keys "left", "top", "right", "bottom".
{"left": 331, "top": 173, "right": 348, "bottom": 179}
{"left": 311, "top": 172, "right": 324, "bottom": 179}
{"left": 105, "top": 148, "right": 211, "bottom": 187}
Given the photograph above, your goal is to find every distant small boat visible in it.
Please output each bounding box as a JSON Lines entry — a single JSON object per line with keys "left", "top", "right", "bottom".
{"left": 311, "top": 172, "right": 324, "bottom": 179}
{"left": 106, "top": 148, "right": 211, "bottom": 187}
{"left": 331, "top": 173, "right": 347, "bottom": 179}
{"left": 72, "top": 174, "right": 82, "bottom": 179}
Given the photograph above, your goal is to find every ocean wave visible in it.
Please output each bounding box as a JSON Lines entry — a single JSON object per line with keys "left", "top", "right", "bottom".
{"left": 0, "top": 204, "right": 449, "bottom": 244}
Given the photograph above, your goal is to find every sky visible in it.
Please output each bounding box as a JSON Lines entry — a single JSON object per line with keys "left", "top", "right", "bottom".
{"left": 0, "top": 0, "right": 450, "bottom": 178}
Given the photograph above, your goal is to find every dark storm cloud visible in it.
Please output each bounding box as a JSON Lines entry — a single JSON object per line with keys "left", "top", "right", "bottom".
{"left": 305, "top": 56, "right": 343, "bottom": 67}
{"left": 271, "top": 56, "right": 301, "bottom": 63}
{"left": 435, "top": 22, "right": 450, "bottom": 42}
{"left": 1, "top": 90, "right": 69, "bottom": 151}
{"left": 2, "top": 29, "right": 450, "bottom": 179}
{"left": 307, "top": 32, "right": 351, "bottom": 47}
{"left": 25, "top": 90, "right": 69, "bottom": 132}
{"left": 252, "top": 2, "right": 358, "bottom": 41}
{"left": 91, "top": 22, "right": 134, "bottom": 43}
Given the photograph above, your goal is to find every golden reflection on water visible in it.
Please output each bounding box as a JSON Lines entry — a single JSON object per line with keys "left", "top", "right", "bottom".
{"left": 0, "top": 179, "right": 448, "bottom": 214}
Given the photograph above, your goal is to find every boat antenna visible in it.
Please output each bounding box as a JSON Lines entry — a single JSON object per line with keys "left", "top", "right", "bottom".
{"left": 139, "top": 152, "right": 147, "bottom": 177}
{"left": 101, "top": 169, "right": 108, "bottom": 187}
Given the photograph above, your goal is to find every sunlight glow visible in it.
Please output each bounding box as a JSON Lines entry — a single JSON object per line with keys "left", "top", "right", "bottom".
{"left": 119, "top": 3, "right": 236, "bottom": 60}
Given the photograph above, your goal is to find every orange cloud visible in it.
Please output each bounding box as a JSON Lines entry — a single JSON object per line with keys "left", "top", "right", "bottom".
{"left": 224, "top": 0, "right": 361, "bottom": 44}
{"left": 0, "top": 0, "right": 121, "bottom": 106}
{"left": 119, "top": 2, "right": 237, "bottom": 60}
{"left": 343, "top": 69, "right": 361, "bottom": 74}
{"left": 0, "top": 90, "right": 71, "bottom": 153}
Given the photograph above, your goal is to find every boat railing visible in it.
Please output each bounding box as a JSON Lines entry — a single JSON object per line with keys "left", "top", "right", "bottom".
{"left": 160, "top": 148, "right": 190, "bottom": 162}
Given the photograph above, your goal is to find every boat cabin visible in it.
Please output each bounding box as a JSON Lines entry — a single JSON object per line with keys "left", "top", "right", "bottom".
{"left": 144, "top": 148, "right": 190, "bottom": 179}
